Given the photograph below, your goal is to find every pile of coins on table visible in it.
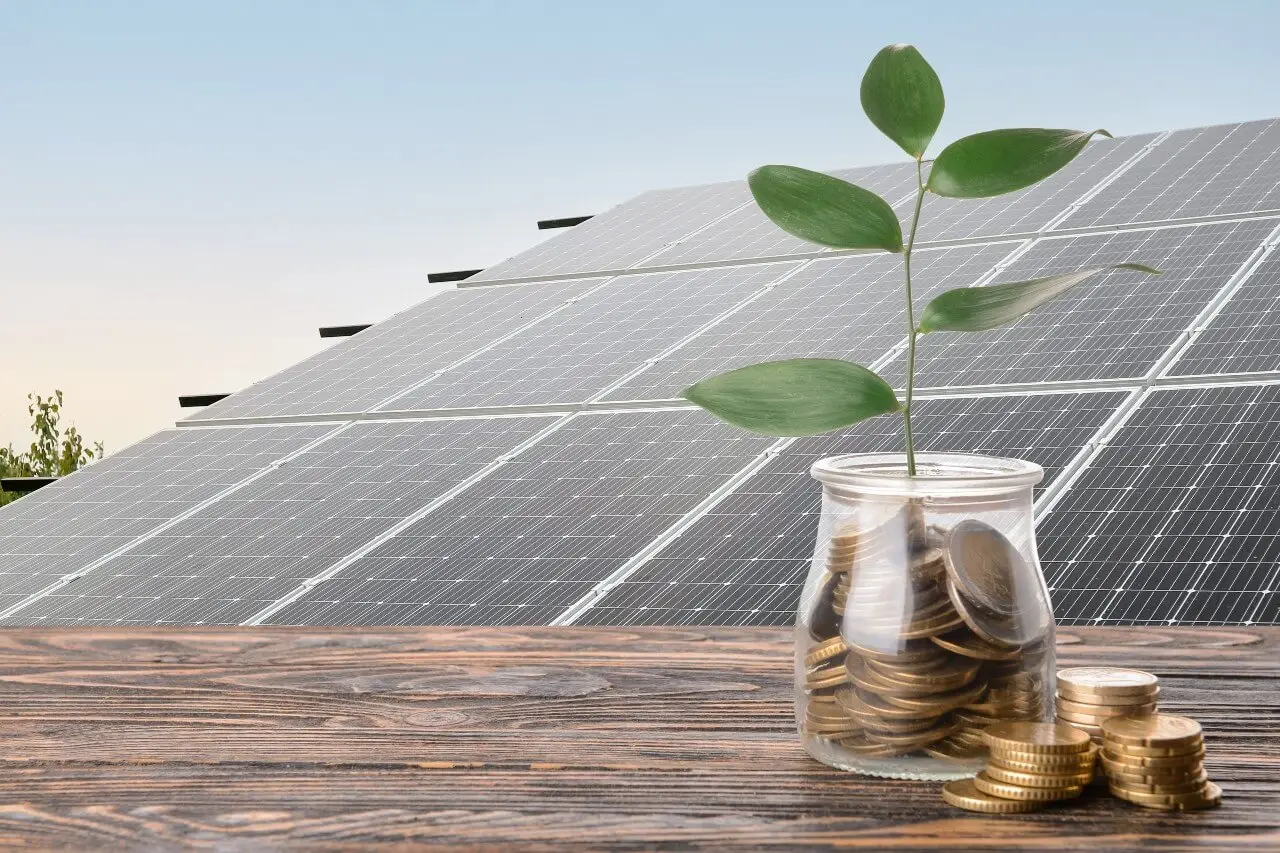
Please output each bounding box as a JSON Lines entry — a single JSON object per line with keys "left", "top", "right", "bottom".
{"left": 941, "top": 722, "right": 1096, "bottom": 813}
{"left": 1056, "top": 666, "right": 1160, "bottom": 749}
{"left": 1101, "top": 714, "right": 1222, "bottom": 810}
{"left": 800, "top": 508, "right": 1050, "bottom": 762}
{"left": 941, "top": 668, "right": 1223, "bottom": 813}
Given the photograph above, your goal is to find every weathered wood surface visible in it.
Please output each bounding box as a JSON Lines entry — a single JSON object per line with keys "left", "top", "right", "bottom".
{"left": 0, "top": 626, "right": 1273, "bottom": 851}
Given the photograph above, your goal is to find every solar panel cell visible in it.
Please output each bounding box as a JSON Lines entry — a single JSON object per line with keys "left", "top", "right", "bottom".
{"left": 1040, "top": 384, "right": 1280, "bottom": 626}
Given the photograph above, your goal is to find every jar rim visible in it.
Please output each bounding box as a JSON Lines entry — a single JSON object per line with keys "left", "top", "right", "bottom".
{"left": 810, "top": 452, "right": 1044, "bottom": 497}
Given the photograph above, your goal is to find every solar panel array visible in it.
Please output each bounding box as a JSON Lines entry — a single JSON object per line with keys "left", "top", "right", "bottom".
{"left": 3, "top": 118, "right": 1280, "bottom": 628}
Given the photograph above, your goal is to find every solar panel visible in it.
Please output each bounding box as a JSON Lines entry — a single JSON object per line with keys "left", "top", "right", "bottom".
{"left": 469, "top": 182, "right": 750, "bottom": 284}
{"left": 885, "top": 219, "right": 1278, "bottom": 389}
{"left": 1168, "top": 234, "right": 1280, "bottom": 377}
{"left": 263, "top": 409, "right": 774, "bottom": 626}
{"left": 635, "top": 162, "right": 920, "bottom": 269}
{"left": 573, "top": 391, "right": 1127, "bottom": 627}
{"left": 186, "top": 278, "right": 601, "bottom": 422}
{"left": 0, "top": 424, "right": 335, "bottom": 610}
{"left": 604, "top": 242, "right": 1017, "bottom": 403}
{"left": 1063, "top": 119, "right": 1280, "bottom": 228}
{"left": 5, "top": 417, "right": 555, "bottom": 625}
{"left": 2, "top": 117, "right": 1279, "bottom": 630}
{"left": 1039, "top": 384, "right": 1280, "bottom": 626}
{"left": 378, "top": 264, "right": 799, "bottom": 412}
{"left": 913, "top": 133, "right": 1158, "bottom": 243}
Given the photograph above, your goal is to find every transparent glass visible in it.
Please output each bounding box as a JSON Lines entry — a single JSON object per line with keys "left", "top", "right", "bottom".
{"left": 795, "top": 452, "right": 1056, "bottom": 781}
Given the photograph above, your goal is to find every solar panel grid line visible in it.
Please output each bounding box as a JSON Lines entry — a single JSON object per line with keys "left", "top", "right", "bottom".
{"left": 365, "top": 275, "right": 628, "bottom": 414}
{"left": 465, "top": 185, "right": 760, "bottom": 287}
{"left": 549, "top": 342, "right": 913, "bottom": 626}
{"left": 240, "top": 412, "right": 580, "bottom": 625}
{"left": 570, "top": 259, "right": 823, "bottom": 407}
{"left": 0, "top": 421, "right": 357, "bottom": 621}
{"left": 549, "top": 435, "right": 794, "bottom": 626}
{"left": 571, "top": 390, "right": 1129, "bottom": 627}
{"left": 1137, "top": 222, "right": 1280, "bottom": 382}
{"left": 1029, "top": 388, "right": 1148, "bottom": 520}
{"left": 1160, "top": 220, "right": 1280, "bottom": 379}
{"left": 1038, "top": 131, "right": 1172, "bottom": 233}
{"left": 1084, "top": 386, "right": 1277, "bottom": 624}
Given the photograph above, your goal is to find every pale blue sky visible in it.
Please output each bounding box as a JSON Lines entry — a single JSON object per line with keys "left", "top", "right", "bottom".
{"left": 4, "top": 1, "right": 1279, "bottom": 451}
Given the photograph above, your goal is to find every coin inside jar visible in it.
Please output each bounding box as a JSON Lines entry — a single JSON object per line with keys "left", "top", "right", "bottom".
{"left": 943, "top": 520, "right": 1023, "bottom": 616}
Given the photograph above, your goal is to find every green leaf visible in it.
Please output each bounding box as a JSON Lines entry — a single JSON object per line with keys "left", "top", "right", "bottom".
{"left": 927, "top": 128, "right": 1112, "bottom": 198}
{"left": 748, "top": 165, "right": 903, "bottom": 252}
{"left": 860, "top": 44, "right": 944, "bottom": 159}
{"left": 683, "top": 358, "right": 901, "bottom": 437}
{"left": 918, "top": 263, "right": 1162, "bottom": 333}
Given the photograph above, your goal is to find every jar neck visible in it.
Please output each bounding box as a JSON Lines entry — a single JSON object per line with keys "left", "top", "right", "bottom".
{"left": 810, "top": 452, "right": 1044, "bottom": 502}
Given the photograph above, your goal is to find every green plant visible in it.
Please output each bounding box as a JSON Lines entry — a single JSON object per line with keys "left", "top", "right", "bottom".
{"left": 0, "top": 391, "right": 103, "bottom": 506}
{"left": 684, "top": 44, "right": 1159, "bottom": 476}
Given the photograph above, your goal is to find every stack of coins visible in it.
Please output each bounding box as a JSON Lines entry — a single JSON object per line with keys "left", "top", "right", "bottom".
{"left": 1056, "top": 667, "right": 1159, "bottom": 747}
{"left": 941, "top": 722, "right": 1095, "bottom": 812}
{"left": 800, "top": 508, "right": 1052, "bottom": 763}
{"left": 1100, "top": 714, "right": 1221, "bottom": 810}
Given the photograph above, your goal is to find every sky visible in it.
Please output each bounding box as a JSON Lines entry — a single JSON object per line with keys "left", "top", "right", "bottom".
{"left": 4, "top": 0, "right": 1280, "bottom": 454}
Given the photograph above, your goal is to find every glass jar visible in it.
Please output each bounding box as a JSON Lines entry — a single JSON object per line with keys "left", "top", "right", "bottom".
{"left": 795, "top": 452, "right": 1056, "bottom": 780}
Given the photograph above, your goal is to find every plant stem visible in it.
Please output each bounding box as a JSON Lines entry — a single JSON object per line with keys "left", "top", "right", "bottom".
{"left": 902, "top": 159, "right": 927, "bottom": 477}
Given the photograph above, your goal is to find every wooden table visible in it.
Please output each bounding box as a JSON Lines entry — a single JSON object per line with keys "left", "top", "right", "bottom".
{"left": 0, "top": 626, "right": 1273, "bottom": 850}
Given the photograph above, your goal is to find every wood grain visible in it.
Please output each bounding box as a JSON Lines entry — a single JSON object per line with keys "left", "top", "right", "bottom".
{"left": 0, "top": 626, "right": 1273, "bottom": 850}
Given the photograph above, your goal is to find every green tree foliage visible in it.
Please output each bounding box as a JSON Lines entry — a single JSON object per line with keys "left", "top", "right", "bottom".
{"left": 0, "top": 391, "right": 104, "bottom": 507}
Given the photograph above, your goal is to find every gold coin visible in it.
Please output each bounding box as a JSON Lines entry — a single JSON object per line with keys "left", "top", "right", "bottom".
{"left": 1100, "top": 737, "right": 1203, "bottom": 758}
{"left": 1057, "top": 719, "right": 1104, "bottom": 737}
{"left": 806, "top": 572, "right": 843, "bottom": 640}
{"left": 947, "top": 729, "right": 991, "bottom": 750}
{"left": 973, "top": 771, "right": 1083, "bottom": 802}
{"left": 847, "top": 639, "right": 947, "bottom": 665}
{"left": 1100, "top": 748, "right": 1205, "bottom": 770}
{"left": 930, "top": 628, "right": 1021, "bottom": 660}
{"left": 1055, "top": 695, "right": 1157, "bottom": 718}
{"left": 989, "top": 749, "right": 1096, "bottom": 775}
{"left": 1057, "top": 706, "right": 1145, "bottom": 726}
{"left": 983, "top": 721, "right": 1093, "bottom": 755}
{"left": 841, "top": 687, "right": 944, "bottom": 721}
{"left": 837, "top": 733, "right": 912, "bottom": 757}
{"left": 1110, "top": 780, "right": 1221, "bottom": 810}
{"left": 897, "top": 610, "right": 966, "bottom": 640}
{"left": 924, "top": 739, "right": 988, "bottom": 762}
{"left": 880, "top": 678, "right": 988, "bottom": 713}
{"left": 1108, "top": 769, "right": 1209, "bottom": 795}
{"left": 1104, "top": 764, "right": 1207, "bottom": 786}
{"left": 865, "top": 719, "right": 960, "bottom": 748}
{"left": 988, "top": 743, "right": 1097, "bottom": 768}
{"left": 1056, "top": 667, "right": 1158, "bottom": 699}
{"left": 1057, "top": 685, "right": 1160, "bottom": 707}
{"left": 1101, "top": 713, "right": 1202, "bottom": 748}
{"left": 806, "top": 666, "right": 852, "bottom": 691}
{"left": 943, "top": 520, "right": 1023, "bottom": 616}
{"left": 867, "top": 655, "right": 981, "bottom": 690}
{"left": 946, "top": 578, "right": 1027, "bottom": 647}
{"left": 942, "top": 778, "right": 1044, "bottom": 813}
{"left": 984, "top": 763, "right": 1095, "bottom": 789}
{"left": 804, "top": 636, "right": 850, "bottom": 668}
